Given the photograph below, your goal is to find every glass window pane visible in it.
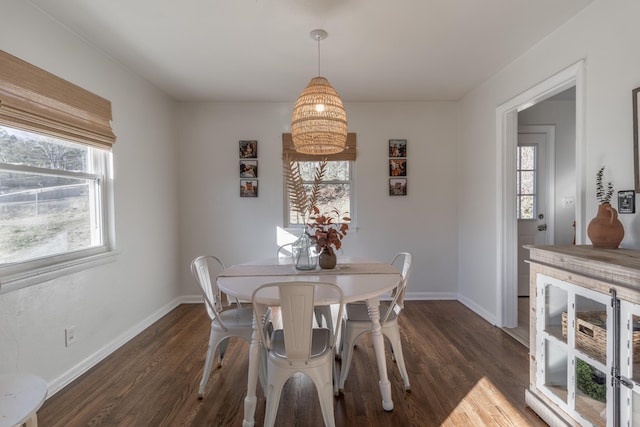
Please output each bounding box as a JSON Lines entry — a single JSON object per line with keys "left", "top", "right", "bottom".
{"left": 299, "top": 160, "right": 349, "bottom": 181}
{"left": 289, "top": 183, "right": 350, "bottom": 225}
{"left": 287, "top": 160, "right": 352, "bottom": 227}
{"left": 520, "top": 146, "right": 535, "bottom": 170}
{"left": 544, "top": 338, "right": 568, "bottom": 403}
{"left": 0, "top": 170, "right": 100, "bottom": 263}
{"left": 520, "top": 196, "right": 534, "bottom": 219}
{"left": 521, "top": 171, "right": 535, "bottom": 194}
{"left": 0, "top": 125, "right": 89, "bottom": 172}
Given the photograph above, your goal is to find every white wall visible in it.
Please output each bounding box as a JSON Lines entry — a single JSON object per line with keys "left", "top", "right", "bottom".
{"left": 520, "top": 99, "right": 577, "bottom": 245}
{"left": 0, "top": 0, "right": 180, "bottom": 394}
{"left": 458, "top": 0, "right": 640, "bottom": 321}
{"left": 176, "top": 102, "right": 460, "bottom": 300}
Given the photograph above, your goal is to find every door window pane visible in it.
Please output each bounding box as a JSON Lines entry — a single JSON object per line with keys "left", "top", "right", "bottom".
{"left": 517, "top": 145, "right": 537, "bottom": 219}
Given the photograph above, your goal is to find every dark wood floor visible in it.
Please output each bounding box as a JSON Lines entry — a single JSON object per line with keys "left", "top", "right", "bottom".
{"left": 38, "top": 301, "right": 546, "bottom": 426}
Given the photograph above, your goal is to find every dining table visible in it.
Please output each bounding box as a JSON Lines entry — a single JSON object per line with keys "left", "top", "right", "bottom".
{"left": 216, "top": 257, "right": 402, "bottom": 427}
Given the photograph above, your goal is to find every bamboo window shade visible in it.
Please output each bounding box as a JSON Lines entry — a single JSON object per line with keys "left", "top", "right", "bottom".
{"left": 282, "top": 133, "right": 356, "bottom": 162}
{"left": 0, "top": 50, "right": 116, "bottom": 150}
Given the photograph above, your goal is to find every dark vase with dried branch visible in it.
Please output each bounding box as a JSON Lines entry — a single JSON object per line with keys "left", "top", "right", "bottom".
{"left": 587, "top": 166, "right": 624, "bottom": 249}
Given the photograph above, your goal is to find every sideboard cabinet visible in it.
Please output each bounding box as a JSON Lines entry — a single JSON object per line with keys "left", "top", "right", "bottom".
{"left": 526, "top": 245, "right": 640, "bottom": 427}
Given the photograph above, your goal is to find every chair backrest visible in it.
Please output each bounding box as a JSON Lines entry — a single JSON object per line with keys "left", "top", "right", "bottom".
{"left": 382, "top": 252, "right": 413, "bottom": 324}
{"left": 190, "top": 255, "right": 227, "bottom": 322}
{"left": 252, "top": 282, "right": 344, "bottom": 364}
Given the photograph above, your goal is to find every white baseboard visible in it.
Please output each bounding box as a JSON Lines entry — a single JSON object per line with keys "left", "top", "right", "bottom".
{"left": 47, "top": 296, "right": 194, "bottom": 396}
{"left": 457, "top": 293, "right": 497, "bottom": 325}
{"left": 405, "top": 291, "right": 457, "bottom": 300}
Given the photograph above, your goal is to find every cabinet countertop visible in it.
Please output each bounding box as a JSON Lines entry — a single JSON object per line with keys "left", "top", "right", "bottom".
{"left": 526, "top": 245, "right": 640, "bottom": 290}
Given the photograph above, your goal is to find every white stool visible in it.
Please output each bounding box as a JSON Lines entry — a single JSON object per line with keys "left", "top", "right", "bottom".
{"left": 0, "top": 374, "right": 48, "bottom": 427}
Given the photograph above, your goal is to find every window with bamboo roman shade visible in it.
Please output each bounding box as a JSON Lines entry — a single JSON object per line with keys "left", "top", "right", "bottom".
{"left": 0, "top": 50, "right": 116, "bottom": 150}
{"left": 282, "top": 133, "right": 356, "bottom": 161}
{"left": 0, "top": 51, "right": 116, "bottom": 293}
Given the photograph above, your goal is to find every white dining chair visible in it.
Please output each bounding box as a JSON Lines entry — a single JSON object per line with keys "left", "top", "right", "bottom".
{"left": 276, "top": 243, "right": 335, "bottom": 337}
{"left": 276, "top": 242, "right": 294, "bottom": 262}
{"left": 190, "top": 255, "right": 255, "bottom": 399}
{"left": 338, "top": 252, "right": 412, "bottom": 393}
{"left": 252, "top": 281, "right": 345, "bottom": 427}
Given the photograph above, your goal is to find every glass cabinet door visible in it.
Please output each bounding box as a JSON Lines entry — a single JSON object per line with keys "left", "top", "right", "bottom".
{"left": 536, "top": 274, "right": 611, "bottom": 427}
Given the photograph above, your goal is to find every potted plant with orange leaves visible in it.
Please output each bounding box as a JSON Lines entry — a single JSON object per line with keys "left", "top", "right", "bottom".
{"left": 308, "top": 207, "right": 350, "bottom": 269}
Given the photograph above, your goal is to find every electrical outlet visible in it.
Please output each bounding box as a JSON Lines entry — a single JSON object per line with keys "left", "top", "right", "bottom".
{"left": 562, "top": 197, "right": 575, "bottom": 208}
{"left": 65, "top": 326, "right": 76, "bottom": 347}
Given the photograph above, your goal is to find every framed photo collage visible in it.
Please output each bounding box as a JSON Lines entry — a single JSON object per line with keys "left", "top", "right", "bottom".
{"left": 239, "top": 140, "right": 258, "bottom": 197}
{"left": 389, "top": 139, "right": 407, "bottom": 196}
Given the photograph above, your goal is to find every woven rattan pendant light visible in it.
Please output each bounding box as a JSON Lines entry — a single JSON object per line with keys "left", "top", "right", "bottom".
{"left": 291, "top": 29, "right": 347, "bottom": 155}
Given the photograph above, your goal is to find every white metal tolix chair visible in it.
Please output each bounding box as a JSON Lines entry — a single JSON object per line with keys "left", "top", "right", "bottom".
{"left": 338, "top": 252, "right": 413, "bottom": 393}
{"left": 252, "top": 281, "right": 345, "bottom": 427}
{"left": 277, "top": 243, "right": 335, "bottom": 337}
{"left": 190, "top": 255, "right": 255, "bottom": 399}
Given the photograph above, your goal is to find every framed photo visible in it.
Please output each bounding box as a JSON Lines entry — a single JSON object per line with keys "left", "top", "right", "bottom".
{"left": 240, "top": 160, "right": 258, "bottom": 178}
{"left": 634, "top": 87, "right": 640, "bottom": 192}
{"left": 389, "top": 159, "right": 407, "bottom": 176}
{"left": 389, "top": 178, "right": 407, "bottom": 196}
{"left": 618, "top": 190, "right": 636, "bottom": 214}
{"left": 240, "top": 179, "right": 258, "bottom": 197}
{"left": 239, "top": 140, "right": 258, "bottom": 158}
{"left": 389, "top": 139, "right": 407, "bottom": 158}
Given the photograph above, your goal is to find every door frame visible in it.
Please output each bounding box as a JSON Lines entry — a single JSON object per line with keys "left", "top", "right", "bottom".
{"left": 496, "top": 60, "right": 586, "bottom": 328}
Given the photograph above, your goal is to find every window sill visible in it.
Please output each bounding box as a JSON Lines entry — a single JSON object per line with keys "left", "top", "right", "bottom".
{"left": 0, "top": 249, "right": 119, "bottom": 294}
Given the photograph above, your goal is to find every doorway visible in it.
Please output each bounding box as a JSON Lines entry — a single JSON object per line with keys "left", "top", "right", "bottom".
{"left": 517, "top": 125, "right": 555, "bottom": 297}
{"left": 496, "top": 61, "right": 586, "bottom": 343}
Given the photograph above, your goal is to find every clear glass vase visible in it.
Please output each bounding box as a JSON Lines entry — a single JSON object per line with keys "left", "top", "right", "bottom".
{"left": 292, "top": 228, "right": 318, "bottom": 270}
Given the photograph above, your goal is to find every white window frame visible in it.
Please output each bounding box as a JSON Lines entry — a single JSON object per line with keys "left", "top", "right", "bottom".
{"left": 0, "top": 143, "right": 117, "bottom": 294}
{"left": 283, "top": 159, "right": 356, "bottom": 229}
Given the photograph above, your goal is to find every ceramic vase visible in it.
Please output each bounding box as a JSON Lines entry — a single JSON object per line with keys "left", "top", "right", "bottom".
{"left": 318, "top": 247, "right": 337, "bottom": 269}
{"left": 587, "top": 203, "right": 624, "bottom": 249}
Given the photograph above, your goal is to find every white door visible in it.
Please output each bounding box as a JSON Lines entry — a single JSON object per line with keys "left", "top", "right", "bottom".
{"left": 517, "top": 127, "right": 554, "bottom": 296}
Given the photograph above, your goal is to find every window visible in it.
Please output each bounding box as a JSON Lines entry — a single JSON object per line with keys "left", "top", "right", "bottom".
{"left": 0, "top": 50, "right": 116, "bottom": 292}
{"left": 282, "top": 133, "right": 356, "bottom": 228}
{"left": 285, "top": 160, "right": 353, "bottom": 226}
{"left": 0, "top": 125, "right": 110, "bottom": 263}
{"left": 517, "top": 144, "right": 537, "bottom": 219}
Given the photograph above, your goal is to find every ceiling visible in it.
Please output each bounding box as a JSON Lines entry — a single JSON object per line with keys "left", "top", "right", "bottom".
{"left": 28, "top": 0, "right": 593, "bottom": 103}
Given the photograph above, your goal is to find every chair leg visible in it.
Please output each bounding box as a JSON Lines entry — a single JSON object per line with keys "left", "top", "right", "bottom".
{"left": 311, "top": 362, "right": 336, "bottom": 427}
{"left": 218, "top": 337, "right": 230, "bottom": 365}
{"left": 387, "top": 328, "right": 410, "bottom": 391}
{"left": 338, "top": 327, "right": 362, "bottom": 392}
{"left": 198, "top": 331, "right": 223, "bottom": 399}
{"left": 263, "top": 372, "right": 287, "bottom": 427}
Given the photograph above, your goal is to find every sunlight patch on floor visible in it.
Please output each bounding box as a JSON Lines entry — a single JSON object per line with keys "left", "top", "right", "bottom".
{"left": 443, "top": 377, "right": 529, "bottom": 426}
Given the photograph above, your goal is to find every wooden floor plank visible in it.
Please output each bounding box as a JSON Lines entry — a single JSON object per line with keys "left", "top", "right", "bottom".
{"left": 38, "top": 301, "right": 546, "bottom": 426}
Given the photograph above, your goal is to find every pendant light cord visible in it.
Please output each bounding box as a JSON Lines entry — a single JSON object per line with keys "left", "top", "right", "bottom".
{"left": 316, "top": 34, "right": 321, "bottom": 77}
